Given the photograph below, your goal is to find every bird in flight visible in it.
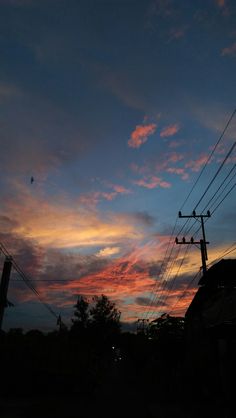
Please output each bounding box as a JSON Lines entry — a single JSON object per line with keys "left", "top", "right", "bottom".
{"left": 30, "top": 176, "right": 34, "bottom": 184}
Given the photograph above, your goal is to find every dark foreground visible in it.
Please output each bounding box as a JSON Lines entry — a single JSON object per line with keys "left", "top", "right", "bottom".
{"left": 1, "top": 330, "right": 235, "bottom": 418}
{"left": 1, "top": 359, "right": 235, "bottom": 418}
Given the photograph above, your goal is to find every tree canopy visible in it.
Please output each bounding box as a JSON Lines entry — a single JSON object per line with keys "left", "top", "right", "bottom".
{"left": 71, "top": 294, "right": 121, "bottom": 342}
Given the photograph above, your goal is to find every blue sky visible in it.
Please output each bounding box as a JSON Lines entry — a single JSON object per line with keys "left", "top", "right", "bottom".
{"left": 0, "top": 0, "right": 236, "bottom": 331}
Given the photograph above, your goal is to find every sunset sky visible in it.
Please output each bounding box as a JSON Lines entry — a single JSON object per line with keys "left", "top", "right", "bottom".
{"left": 0, "top": 0, "right": 236, "bottom": 332}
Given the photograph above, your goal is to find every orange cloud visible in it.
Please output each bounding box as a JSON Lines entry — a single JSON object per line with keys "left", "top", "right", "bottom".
{"left": 160, "top": 124, "right": 180, "bottom": 138}
{"left": 134, "top": 176, "right": 171, "bottom": 189}
{"left": 221, "top": 42, "right": 236, "bottom": 56}
{"left": 7, "top": 224, "right": 234, "bottom": 324}
{"left": 79, "top": 183, "right": 131, "bottom": 209}
{"left": 2, "top": 183, "right": 144, "bottom": 249}
{"left": 128, "top": 123, "right": 157, "bottom": 148}
{"left": 38, "top": 241, "right": 166, "bottom": 321}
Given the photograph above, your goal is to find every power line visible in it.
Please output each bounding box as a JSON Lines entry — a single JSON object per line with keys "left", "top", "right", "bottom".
{"left": 159, "top": 244, "right": 191, "bottom": 317}
{"left": 168, "top": 269, "right": 201, "bottom": 315}
{"left": 180, "top": 108, "right": 236, "bottom": 211}
{"left": 0, "top": 241, "right": 59, "bottom": 320}
{"left": 211, "top": 181, "right": 236, "bottom": 215}
{"left": 208, "top": 243, "right": 236, "bottom": 266}
{"left": 177, "top": 164, "right": 236, "bottom": 241}
{"left": 144, "top": 109, "right": 236, "bottom": 320}
{"left": 193, "top": 141, "right": 236, "bottom": 211}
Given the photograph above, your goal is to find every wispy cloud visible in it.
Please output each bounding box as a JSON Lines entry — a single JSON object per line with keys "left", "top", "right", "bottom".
{"left": 185, "top": 153, "right": 209, "bottom": 172}
{"left": 167, "top": 167, "right": 189, "bottom": 180}
{"left": 134, "top": 175, "right": 171, "bottom": 189}
{"left": 160, "top": 123, "right": 180, "bottom": 138}
{"left": 1, "top": 183, "right": 144, "bottom": 250}
{"left": 105, "top": 183, "right": 132, "bottom": 195}
{"left": 131, "top": 151, "right": 187, "bottom": 187}
{"left": 128, "top": 123, "right": 157, "bottom": 148}
{"left": 79, "top": 183, "right": 132, "bottom": 209}
{"left": 190, "top": 102, "right": 236, "bottom": 141}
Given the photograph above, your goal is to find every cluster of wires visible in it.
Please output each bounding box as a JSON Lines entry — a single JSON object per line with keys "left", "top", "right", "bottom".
{"left": 143, "top": 108, "right": 236, "bottom": 322}
{"left": 0, "top": 240, "right": 59, "bottom": 321}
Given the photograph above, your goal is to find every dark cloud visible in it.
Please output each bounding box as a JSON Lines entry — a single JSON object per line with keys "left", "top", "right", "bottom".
{"left": 119, "top": 211, "right": 156, "bottom": 228}
{"left": 0, "top": 215, "right": 19, "bottom": 232}
{"left": 164, "top": 271, "right": 201, "bottom": 296}
{"left": 0, "top": 230, "right": 44, "bottom": 278}
{"left": 40, "top": 249, "right": 110, "bottom": 284}
{"left": 148, "top": 261, "right": 162, "bottom": 277}
{"left": 135, "top": 296, "right": 160, "bottom": 307}
{"left": 131, "top": 211, "right": 156, "bottom": 226}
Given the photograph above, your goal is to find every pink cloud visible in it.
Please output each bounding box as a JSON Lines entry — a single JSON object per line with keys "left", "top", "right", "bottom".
{"left": 160, "top": 124, "right": 180, "bottom": 138}
{"left": 134, "top": 176, "right": 171, "bottom": 189}
{"left": 185, "top": 154, "right": 208, "bottom": 172}
{"left": 221, "top": 42, "right": 236, "bottom": 56}
{"left": 79, "top": 184, "right": 131, "bottom": 208}
{"left": 101, "top": 192, "right": 117, "bottom": 201}
{"left": 128, "top": 123, "right": 157, "bottom": 148}
{"left": 130, "top": 162, "right": 149, "bottom": 175}
{"left": 167, "top": 167, "right": 189, "bottom": 180}
{"left": 107, "top": 183, "right": 131, "bottom": 195}
{"left": 168, "top": 151, "right": 184, "bottom": 163}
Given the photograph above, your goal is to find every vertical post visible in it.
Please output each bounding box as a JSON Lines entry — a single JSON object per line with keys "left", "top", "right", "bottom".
{"left": 200, "top": 216, "right": 208, "bottom": 261}
{"left": 200, "top": 240, "right": 207, "bottom": 275}
{"left": 0, "top": 256, "right": 12, "bottom": 331}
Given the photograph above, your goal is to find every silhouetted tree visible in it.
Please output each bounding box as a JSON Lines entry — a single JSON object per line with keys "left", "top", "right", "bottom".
{"left": 71, "top": 295, "right": 90, "bottom": 336}
{"left": 149, "top": 313, "right": 185, "bottom": 340}
{"left": 89, "top": 294, "right": 121, "bottom": 343}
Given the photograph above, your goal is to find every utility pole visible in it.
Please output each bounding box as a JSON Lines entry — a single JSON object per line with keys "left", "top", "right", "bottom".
{"left": 0, "top": 256, "right": 12, "bottom": 331}
{"left": 175, "top": 210, "right": 211, "bottom": 275}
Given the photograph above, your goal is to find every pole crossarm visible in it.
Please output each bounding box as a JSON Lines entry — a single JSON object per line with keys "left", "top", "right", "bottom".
{"left": 175, "top": 211, "right": 211, "bottom": 275}
{"left": 178, "top": 210, "right": 211, "bottom": 219}
{"left": 175, "top": 238, "right": 209, "bottom": 245}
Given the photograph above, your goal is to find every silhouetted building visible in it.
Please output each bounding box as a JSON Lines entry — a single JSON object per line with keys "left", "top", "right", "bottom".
{"left": 185, "top": 259, "right": 236, "bottom": 401}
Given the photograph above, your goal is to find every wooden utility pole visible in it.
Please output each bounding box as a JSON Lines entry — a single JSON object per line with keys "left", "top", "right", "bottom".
{"left": 175, "top": 211, "right": 211, "bottom": 275}
{"left": 0, "top": 256, "right": 12, "bottom": 331}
